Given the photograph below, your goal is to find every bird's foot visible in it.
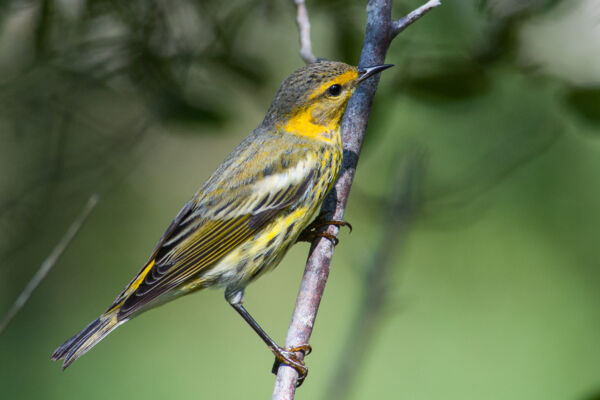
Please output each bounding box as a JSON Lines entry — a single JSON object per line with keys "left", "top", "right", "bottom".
{"left": 296, "top": 212, "right": 352, "bottom": 246}
{"left": 271, "top": 344, "right": 312, "bottom": 387}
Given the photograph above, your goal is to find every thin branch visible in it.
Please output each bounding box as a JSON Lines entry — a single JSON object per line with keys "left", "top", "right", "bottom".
{"left": 294, "top": 0, "right": 317, "bottom": 64}
{"left": 391, "top": 0, "right": 441, "bottom": 38}
{"left": 272, "top": 0, "right": 441, "bottom": 397}
{"left": 0, "top": 194, "right": 99, "bottom": 335}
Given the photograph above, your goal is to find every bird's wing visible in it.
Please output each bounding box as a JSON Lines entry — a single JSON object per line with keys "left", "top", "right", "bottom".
{"left": 112, "top": 154, "right": 316, "bottom": 318}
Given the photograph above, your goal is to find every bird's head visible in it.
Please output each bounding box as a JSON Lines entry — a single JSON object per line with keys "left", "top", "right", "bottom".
{"left": 261, "top": 61, "right": 392, "bottom": 141}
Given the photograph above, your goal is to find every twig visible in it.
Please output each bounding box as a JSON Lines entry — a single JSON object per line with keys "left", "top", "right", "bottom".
{"left": 272, "top": 0, "right": 441, "bottom": 398}
{"left": 391, "top": 0, "right": 441, "bottom": 38}
{"left": 0, "top": 194, "right": 99, "bottom": 335}
{"left": 323, "top": 148, "right": 426, "bottom": 400}
{"left": 294, "top": 0, "right": 317, "bottom": 64}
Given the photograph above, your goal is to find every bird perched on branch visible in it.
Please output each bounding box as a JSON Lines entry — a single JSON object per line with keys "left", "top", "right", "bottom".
{"left": 52, "top": 60, "right": 392, "bottom": 385}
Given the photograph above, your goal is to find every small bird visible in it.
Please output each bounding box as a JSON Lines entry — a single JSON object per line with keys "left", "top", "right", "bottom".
{"left": 52, "top": 60, "right": 391, "bottom": 383}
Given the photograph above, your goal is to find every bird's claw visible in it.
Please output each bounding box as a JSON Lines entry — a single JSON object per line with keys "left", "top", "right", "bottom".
{"left": 297, "top": 212, "right": 352, "bottom": 246}
{"left": 271, "top": 344, "right": 312, "bottom": 387}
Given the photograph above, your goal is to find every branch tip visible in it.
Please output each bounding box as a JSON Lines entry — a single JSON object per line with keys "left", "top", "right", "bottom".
{"left": 294, "top": 0, "right": 317, "bottom": 64}
{"left": 391, "top": 0, "right": 441, "bottom": 38}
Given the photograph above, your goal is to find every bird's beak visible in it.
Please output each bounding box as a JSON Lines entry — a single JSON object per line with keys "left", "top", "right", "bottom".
{"left": 356, "top": 64, "right": 394, "bottom": 83}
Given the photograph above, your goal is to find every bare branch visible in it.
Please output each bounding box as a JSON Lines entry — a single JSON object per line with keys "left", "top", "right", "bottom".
{"left": 294, "top": 0, "right": 317, "bottom": 64}
{"left": 0, "top": 194, "right": 99, "bottom": 335}
{"left": 272, "top": 0, "right": 440, "bottom": 397}
{"left": 391, "top": 0, "right": 441, "bottom": 38}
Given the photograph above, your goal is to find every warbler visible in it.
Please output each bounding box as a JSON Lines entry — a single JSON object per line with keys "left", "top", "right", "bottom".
{"left": 52, "top": 60, "right": 391, "bottom": 383}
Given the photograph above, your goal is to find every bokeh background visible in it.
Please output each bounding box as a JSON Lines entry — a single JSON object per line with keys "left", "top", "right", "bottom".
{"left": 1, "top": 0, "right": 600, "bottom": 399}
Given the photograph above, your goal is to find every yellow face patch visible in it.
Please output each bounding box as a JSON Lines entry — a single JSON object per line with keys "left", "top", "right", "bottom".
{"left": 280, "top": 68, "right": 358, "bottom": 141}
{"left": 281, "top": 104, "right": 335, "bottom": 140}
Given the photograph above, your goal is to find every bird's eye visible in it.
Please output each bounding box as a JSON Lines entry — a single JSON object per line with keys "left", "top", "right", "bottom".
{"left": 327, "top": 84, "right": 342, "bottom": 97}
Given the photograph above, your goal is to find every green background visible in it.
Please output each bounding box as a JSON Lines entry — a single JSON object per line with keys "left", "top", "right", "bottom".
{"left": 1, "top": 0, "right": 599, "bottom": 399}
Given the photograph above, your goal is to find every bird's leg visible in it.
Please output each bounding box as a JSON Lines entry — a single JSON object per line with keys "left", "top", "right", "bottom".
{"left": 296, "top": 211, "right": 352, "bottom": 246}
{"left": 226, "top": 290, "right": 311, "bottom": 387}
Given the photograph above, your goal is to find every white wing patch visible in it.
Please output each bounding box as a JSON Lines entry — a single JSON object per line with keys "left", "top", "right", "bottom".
{"left": 253, "top": 160, "right": 312, "bottom": 194}
{"left": 206, "top": 159, "right": 314, "bottom": 220}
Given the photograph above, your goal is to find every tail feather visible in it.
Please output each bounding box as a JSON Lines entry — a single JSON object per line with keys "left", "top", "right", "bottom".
{"left": 51, "top": 313, "right": 124, "bottom": 370}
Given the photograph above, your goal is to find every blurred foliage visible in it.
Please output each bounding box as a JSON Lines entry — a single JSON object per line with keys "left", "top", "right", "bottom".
{"left": 0, "top": 0, "right": 282, "bottom": 260}
{"left": 1, "top": 0, "right": 600, "bottom": 399}
{"left": 564, "top": 86, "right": 600, "bottom": 126}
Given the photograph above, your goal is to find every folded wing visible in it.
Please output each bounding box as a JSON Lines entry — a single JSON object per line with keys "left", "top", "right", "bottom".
{"left": 112, "top": 160, "right": 316, "bottom": 319}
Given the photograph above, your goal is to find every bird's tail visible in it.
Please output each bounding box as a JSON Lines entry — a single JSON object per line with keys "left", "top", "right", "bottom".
{"left": 51, "top": 311, "right": 124, "bottom": 370}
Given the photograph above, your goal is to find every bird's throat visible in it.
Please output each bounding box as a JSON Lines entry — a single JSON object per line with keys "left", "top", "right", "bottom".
{"left": 280, "top": 105, "right": 342, "bottom": 143}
